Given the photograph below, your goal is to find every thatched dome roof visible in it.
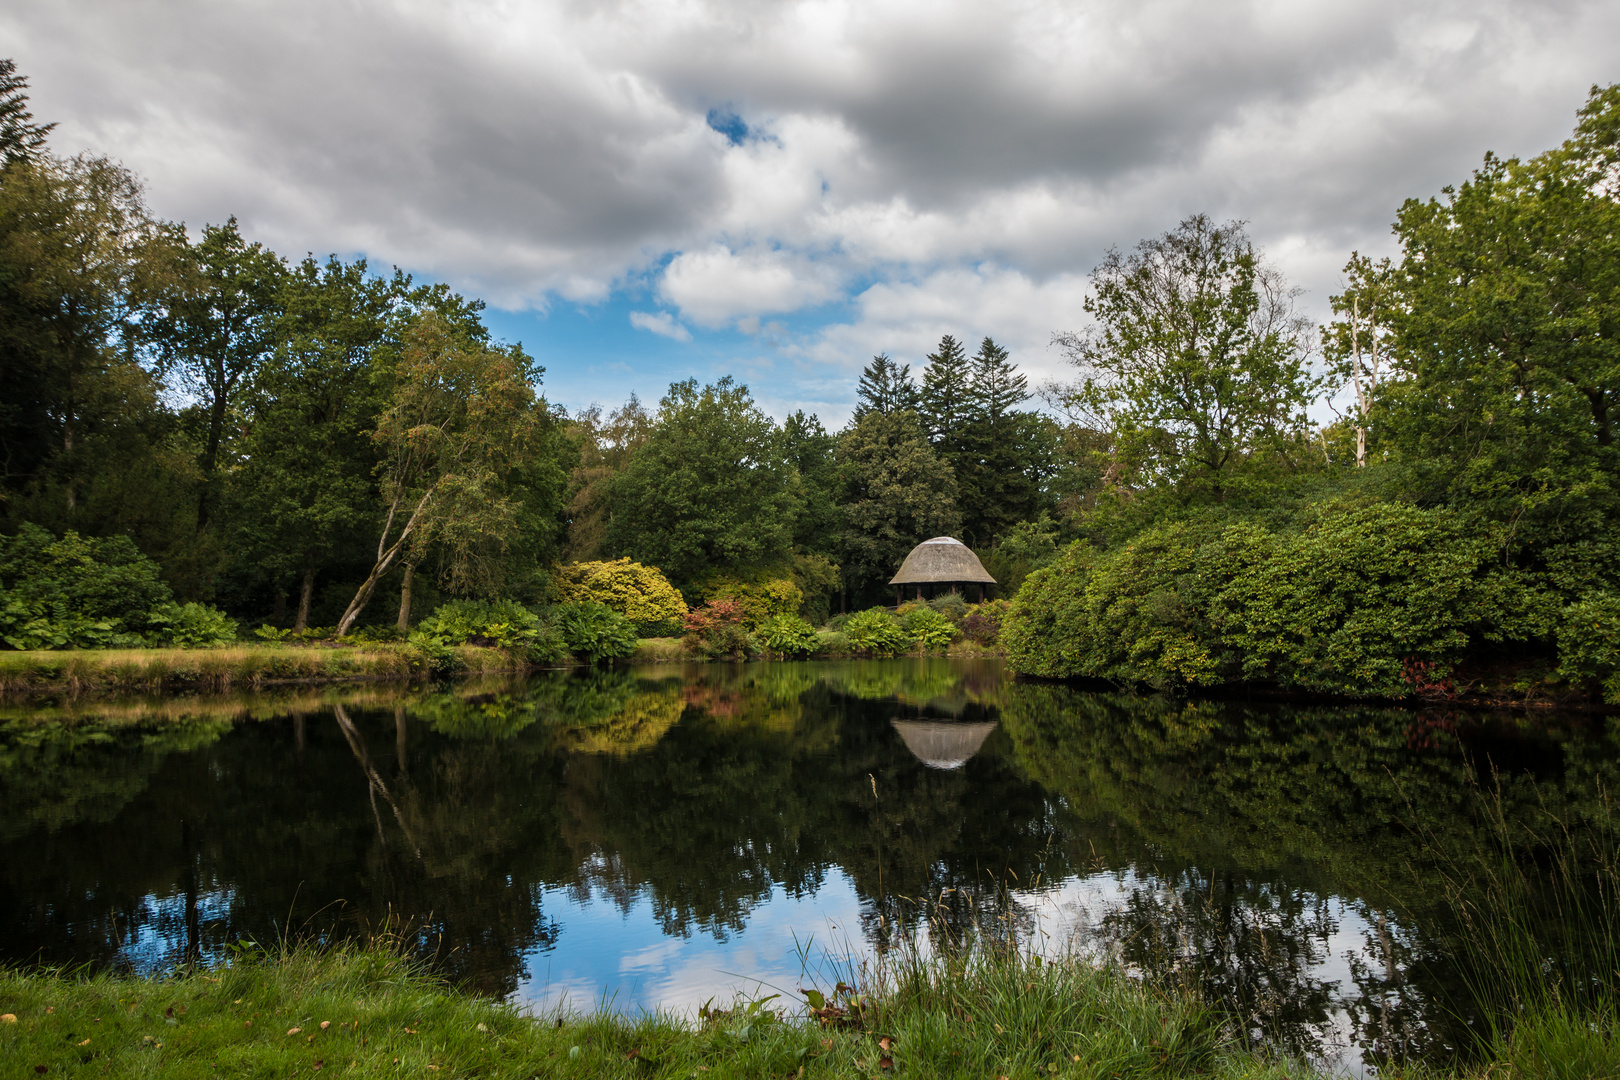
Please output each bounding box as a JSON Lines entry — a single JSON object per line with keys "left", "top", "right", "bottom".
{"left": 891, "top": 720, "right": 998, "bottom": 770}
{"left": 889, "top": 537, "right": 996, "bottom": 585}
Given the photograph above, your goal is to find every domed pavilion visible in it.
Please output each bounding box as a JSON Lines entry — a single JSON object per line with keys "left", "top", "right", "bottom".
{"left": 889, "top": 536, "right": 996, "bottom": 605}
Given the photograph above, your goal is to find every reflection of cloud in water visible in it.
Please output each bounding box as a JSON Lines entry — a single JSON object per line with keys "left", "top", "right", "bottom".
{"left": 1009, "top": 873, "right": 1406, "bottom": 1075}
{"left": 516, "top": 859, "right": 1396, "bottom": 1073}
{"left": 515, "top": 872, "right": 868, "bottom": 1018}
{"left": 890, "top": 720, "right": 998, "bottom": 770}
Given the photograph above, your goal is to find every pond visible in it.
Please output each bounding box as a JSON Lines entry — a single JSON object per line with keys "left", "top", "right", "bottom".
{"left": 2, "top": 659, "right": 1615, "bottom": 1072}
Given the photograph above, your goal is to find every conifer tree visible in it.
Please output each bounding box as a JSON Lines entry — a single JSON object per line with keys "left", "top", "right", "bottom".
{"left": 853, "top": 353, "right": 918, "bottom": 417}
{"left": 0, "top": 59, "right": 54, "bottom": 165}
{"left": 919, "top": 335, "right": 974, "bottom": 449}
{"left": 970, "top": 336, "right": 1029, "bottom": 419}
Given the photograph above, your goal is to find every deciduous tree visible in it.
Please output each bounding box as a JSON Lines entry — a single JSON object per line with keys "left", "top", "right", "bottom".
{"left": 836, "top": 410, "right": 961, "bottom": 603}
{"left": 603, "top": 377, "right": 799, "bottom": 593}
{"left": 336, "top": 313, "right": 543, "bottom": 634}
{"left": 1052, "top": 215, "right": 1318, "bottom": 499}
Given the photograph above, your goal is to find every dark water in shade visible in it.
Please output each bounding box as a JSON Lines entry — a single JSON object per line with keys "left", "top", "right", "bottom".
{"left": 2, "top": 659, "right": 1615, "bottom": 1072}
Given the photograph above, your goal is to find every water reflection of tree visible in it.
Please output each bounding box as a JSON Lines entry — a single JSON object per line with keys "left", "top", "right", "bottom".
{"left": 1091, "top": 869, "right": 1343, "bottom": 1059}
{"left": 996, "top": 681, "right": 1620, "bottom": 1065}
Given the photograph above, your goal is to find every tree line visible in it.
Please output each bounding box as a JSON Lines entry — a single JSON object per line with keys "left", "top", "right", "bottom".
{"left": 0, "top": 58, "right": 1069, "bottom": 637}
{"left": 2, "top": 52, "right": 1617, "bottom": 702}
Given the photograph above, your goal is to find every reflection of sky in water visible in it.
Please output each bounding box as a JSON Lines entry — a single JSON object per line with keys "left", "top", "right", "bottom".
{"left": 506, "top": 865, "right": 1397, "bottom": 1076}
{"left": 93, "top": 869, "right": 1393, "bottom": 1074}
{"left": 517, "top": 870, "right": 870, "bottom": 1015}
{"left": 105, "top": 886, "right": 239, "bottom": 971}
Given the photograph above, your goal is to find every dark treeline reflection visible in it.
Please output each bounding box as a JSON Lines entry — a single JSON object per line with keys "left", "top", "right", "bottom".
{"left": 3, "top": 662, "right": 1617, "bottom": 1065}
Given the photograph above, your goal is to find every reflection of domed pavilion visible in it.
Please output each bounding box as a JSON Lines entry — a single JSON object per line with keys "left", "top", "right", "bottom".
{"left": 891, "top": 719, "right": 998, "bottom": 770}
{"left": 889, "top": 536, "right": 996, "bottom": 604}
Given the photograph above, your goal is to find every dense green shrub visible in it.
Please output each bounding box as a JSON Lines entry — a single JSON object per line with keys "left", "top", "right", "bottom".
{"left": 927, "top": 592, "right": 969, "bottom": 623}
{"left": 902, "top": 606, "right": 959, "bottom": 651}
{"left": 758, "top": 613, "right": 819, "bottom": 656}
{"left": 555, "top": 601, "right": 639, "bottom": 664}
{"left": 0, "top": 524, "right": 236, "bottom": 649}
{"left": 682, "top": 598, "right": 756, "bottom": 660}
{"left": 555, "top": 558, "right": 688, "bottom": 635}
{"left": 1207, "top": 504, "right": 1541, "bottom": 695}
{"left": 412, "top": 598, "right": 565, "bottom": 661}
{"left": 699, "top": 574, "right": 803, "bottom": 630}
{"left": 815, "top": 630, "right": 850, "bottom": 655}
{"left": 844, "top": 607, "right": 912, "bottom": 657}
{"left": 145, "top": 602, "right": 239, "bottom": 648}
{"left": 1558, "top": 593, "right": 1620, "bottom": 704}
{"left": 960, "top": 599, "right": 1010, "bottom": 645}
{"left": 1004, "top": 503, "right": 1546, "bottom": 696}
{"left": 1003, "top": 524, "right": 1222, "bottom": 687}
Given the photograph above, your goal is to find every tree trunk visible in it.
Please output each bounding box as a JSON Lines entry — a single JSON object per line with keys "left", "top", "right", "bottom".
{"left": 197, "top": 390, "right": 229, "bottom": 532}
{"left": 395, "top": 704, "right": 409, "bottom": 780}
{"left": 295, "top": 560, "right": 315, "bottom": 631}
{"left": 337, "top": 490, "right": 433, "bottom": 636}
{"left": 396, "top": 562, "right": 415, "bottom": 633}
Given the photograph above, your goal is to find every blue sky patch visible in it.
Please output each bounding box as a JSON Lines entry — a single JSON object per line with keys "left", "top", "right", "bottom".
{"left": 705, "top": 108, "right": 750, "bottom": 146}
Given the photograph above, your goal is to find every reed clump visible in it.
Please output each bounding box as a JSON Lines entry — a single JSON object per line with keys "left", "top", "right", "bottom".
{"left": 0, "top": 643, "right": 537, "bottom": 697}
{"left": 1426, "top": 778, "right": 1620, "bottom": 1078}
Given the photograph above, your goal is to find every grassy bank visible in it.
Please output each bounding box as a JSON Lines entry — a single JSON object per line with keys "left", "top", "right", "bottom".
{"left": 0, "top": 944, "right": 1301, "bottom": 1080}
{"left": 6, "top": 942, "right": 1614, "bottom": 1079}
{"left": 0, "top": 644, "right": 535, "bottom": 697}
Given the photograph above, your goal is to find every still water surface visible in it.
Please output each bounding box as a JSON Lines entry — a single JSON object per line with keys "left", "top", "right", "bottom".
{"left": 3, "top": 660, "right": 1614, "bottom": 1071}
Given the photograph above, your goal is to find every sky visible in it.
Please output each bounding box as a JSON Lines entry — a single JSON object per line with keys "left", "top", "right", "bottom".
{"left": 7, "top": 0, "right": 1619, "bottom": 425}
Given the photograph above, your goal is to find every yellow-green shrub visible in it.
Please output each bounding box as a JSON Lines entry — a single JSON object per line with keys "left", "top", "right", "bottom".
{"left": 555, "top": 558, "right": 688, "bottom": 635}
{"left": 701, "top": 575, "right": 803, "bottom": 630}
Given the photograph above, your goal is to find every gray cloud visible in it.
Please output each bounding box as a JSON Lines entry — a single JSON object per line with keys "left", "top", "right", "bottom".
{"left": 7, "top": 0, "right": 1618, "bottom": 400}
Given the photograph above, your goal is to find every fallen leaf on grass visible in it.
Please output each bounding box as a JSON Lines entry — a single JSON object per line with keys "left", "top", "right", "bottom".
{"left": 313, "top": 1062, "right": 324, "bottom": 1071}
{"left": 45, "top": 1007, "right": 54, "bottom": 1014}
{"left": 243, "top": 1021, "right": 252, "bottom": 1028}
{"left": 164, "top": 1007, "right": 173, "bottom": 1019}
{"left": 878, "top": 1056, "right": 894, "bottom": 1070}
{"left": 287, "top": 1027, "right": 301, "bottom": 1036}
{"left": 320, "top": 1021, "right": 331, "bottom": 1031}
{"left": 0, "top": 1014, "right": 15, "bottom": 1024}
{"left": 307, "top": 1034, "right": 315, "bottom": 1043}
{"left": 77, "top": 1039, "right": 90, "bottom": 1046}
{"left": 878, "top": 1036, "right": 894, "bottom": 1052}
{"left": 404, "top": 1027, "right": 419, "bottom": 1035}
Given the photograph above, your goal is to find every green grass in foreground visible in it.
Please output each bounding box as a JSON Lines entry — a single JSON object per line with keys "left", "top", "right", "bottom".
{"left": 0, "top": 944, "right": 1306, "bottom": 1080}
{"left": 5, "top": 942, "right": 1617, "bottom": 1078}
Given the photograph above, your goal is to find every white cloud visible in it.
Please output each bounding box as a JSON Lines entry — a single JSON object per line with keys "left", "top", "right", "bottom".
{"left": 9, "top": 0, "right": 1620, "bottom": 413}
{"left": 659, "top": 244, "right": 842, "bottom": 327}
{"left": 629, "top": 310, "right": 693, "bottom": 342}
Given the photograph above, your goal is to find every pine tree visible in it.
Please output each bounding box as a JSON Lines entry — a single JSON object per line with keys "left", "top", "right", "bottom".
{"left": 970, "top": 336, "right": 1029, "bottom": 420}
{"left": 919, "top": 334, "right": 973, "bottom": 449}
{"left": 0, "top": 59, "right": 55, "bottom": 165}
{"left": 853, "top": 353, "right": 918, "bottom": 417}
{"left": 958, "top": 338, "right": 1047, "bottom": 546}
